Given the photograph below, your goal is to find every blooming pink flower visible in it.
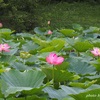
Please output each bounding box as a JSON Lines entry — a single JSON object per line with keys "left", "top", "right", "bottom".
{"left": 91, "top": 47, "right": 100, "bottom": 56}
{"left": 46, "top": 52, "right": 64, "bottom": 65}
{"left": 0, "top": 44, "right": 10, "bottom": 52}
{"left": 48, "top": 30, "right": 53, "bottom": 34}
{"left": 0, "top": 23, "right": 3, "bottom": 28}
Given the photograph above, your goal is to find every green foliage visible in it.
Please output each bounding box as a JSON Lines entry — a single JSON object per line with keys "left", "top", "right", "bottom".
{"left": 0, "top": 1, "right": 100, "bottom": 32}
{"left": 1, "top": 70, "right": 46, "bottom": 97}
{"left": 70, "top": 88, "right": 100, "bottom": 100}
{"left": 42, "top": 66, "right": 75, "bottom": 82}
{"left": 0, "top": 0, "right": 39, "bottom": 32}
{"left": 66, "top": 38, "right": 93, "bottom": 52}
{"left": 34, "top": 2, "right": 100, "bottom": 31}
{"left": 0, "top": 25, "right": 100, "bottom": 99}
{"left": 59, "top": 29, "right": 78, "bottom": 37}
{"left": 67, "top": 57, "right": 96, "bottom": 75}
{"left": 69, "top": 80, "right": 97, "bottom": 89}
{"left": 39, "top": 0, "right": 100, "bottom": 4}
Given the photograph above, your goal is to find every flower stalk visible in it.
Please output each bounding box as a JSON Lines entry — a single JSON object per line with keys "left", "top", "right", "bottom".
{"left": 52, "top": 65, "right": 55, "bottom": 88}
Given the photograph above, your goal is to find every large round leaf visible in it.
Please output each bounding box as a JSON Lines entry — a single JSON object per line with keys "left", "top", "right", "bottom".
{"left": 0, "top": 28, "right": 13, "bottom": 35}
{"left": 49, "top": 39, "right": 65, "bottom": 52}
{"left": 32, "top": 37, "right": 49, "bottom": 47}
{"left": 42, "top": 67, "right": 75, "bottom": 82}
{"left": 34, "top": 27, "right": 46, "bottom": 35}
{"left": 59, "top": 29, "right": 78, "bottom": 37}
{"left": 68, "top": 57, "right": 96, "bottom": 75}
{"left": 66, "top": 38, "right": 93, "bottom": 52}
{"left": 72, "top": 24, "right": 83, "bottom": 31}
{"left": 91, "top": 39, "right": 100, "bottom": 48}
{"left": 73, "top": 41, "right": 93, "bottom": 52}
{"left": 69, "top": 80, "right": 97, "bottom": 89}
{"left": 39, "top": 39, "right": 65, "bottom": 52}
{"left": 1, "top": 70, "right": 46, "bottom": 97}
{"left": 22, "top": 41, "right": 39, "bottom": 52}
{"left": 0, "top": 55, "right": 16, "bottom": 64}
{"left": 43, "top": 86, "right": 84, "bottom": 100}
{"left": 43, "top": 86, "right": 68, "bottom": 100}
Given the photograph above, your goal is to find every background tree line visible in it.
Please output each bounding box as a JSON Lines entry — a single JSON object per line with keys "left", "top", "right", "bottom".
{"left": 0, "top": 0, "right": 100, "bottom": 32}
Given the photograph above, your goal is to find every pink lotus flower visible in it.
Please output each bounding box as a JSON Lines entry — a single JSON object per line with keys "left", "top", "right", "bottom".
{"left": 0, "top": 44, "right": 10, "bottom": 52}
{"left": 46, "top": 52, "right": 64, "bottom": 65}
{"left": 48, "top": 30, "right": 53, "bottom": 34}
{"left": 91, "top": 47, "right": 100, "bottom": 56}
{"left": 0, "top": 23, "right": 3, "bottom": 28}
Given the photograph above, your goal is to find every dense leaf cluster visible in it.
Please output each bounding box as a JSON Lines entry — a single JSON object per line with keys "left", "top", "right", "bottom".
{"left": 0, "top": 0, "right": 39, "bottom": 32}
{"left": 0, "top": 24, "right": 100, "bottom": 99}
{"left": 39, "top": 0, "right": 100, "bottom": 3}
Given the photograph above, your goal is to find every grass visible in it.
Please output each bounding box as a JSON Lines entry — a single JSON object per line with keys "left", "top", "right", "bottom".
{"left": 34, "top": 2, "right": 100, "bottom": 30}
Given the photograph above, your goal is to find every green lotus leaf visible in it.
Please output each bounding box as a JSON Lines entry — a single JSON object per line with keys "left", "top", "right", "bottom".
{"left": 32, "top": 37, "right": 49, "bottom": 47}
{"left": 68, "top": 57, "right": 96, "bottom": 75}
{"left": 73, "top": 41, "right": 93, "bottom": 52}
{"left": 91, "top": 39, "right": 100, "bottom": 48}
{"left": 40, "top": 39, "right": 65, "bottom": 52}
{"left": 90, "top": 59, "right": 100, "bottom": 72}
{"left": 1, "top": 70, "right": 46, "bottom": 97}
{"left": 34, "top": 27, "right": 46, "bottom": 35}
{"left": 15, "top": 33, "right": 33, "bottom": 39}
{"left": 72, "top": 24, "right": 83, "bottom": 31}
{"left": 70, "top": 88, "right": 100, "bottom": 100}
{"left": 49, "top": 39, "right": 65, "bottom": 51}
{"left": 43, "top": 86, "right": 68, "bottom": 100}
{"left": 59, "top": 29, "right": 78, "bottom": 37}
{"left": 0, "top": 55, "right": 16, "bottom": 63}
{"left": 22, "top": 41, "right": 39, "bottom": 52}
{"left": 43, "top": 86, "right": 84, "bottom": 100}
{"left": 69, "top": 80, "right": 97, "bottom": 89}
{"left": 0, "top": 28, "right": 13, "bottom": 35}
{"left": 42, "top": 67, "right": 74, "bottom": 82}
{"left": 26, "top": 95, "right": 47, "bottom": 100}
{"left": 89, "top": 26, "right": 100, "bottom": 33}
{"left": 83, "top": 26, "right": 100, "bottom": 34}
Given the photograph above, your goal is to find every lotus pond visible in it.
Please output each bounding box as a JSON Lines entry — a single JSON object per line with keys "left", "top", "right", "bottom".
{"left": 0, "top": 24, "right": 100, "bottom": 100}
